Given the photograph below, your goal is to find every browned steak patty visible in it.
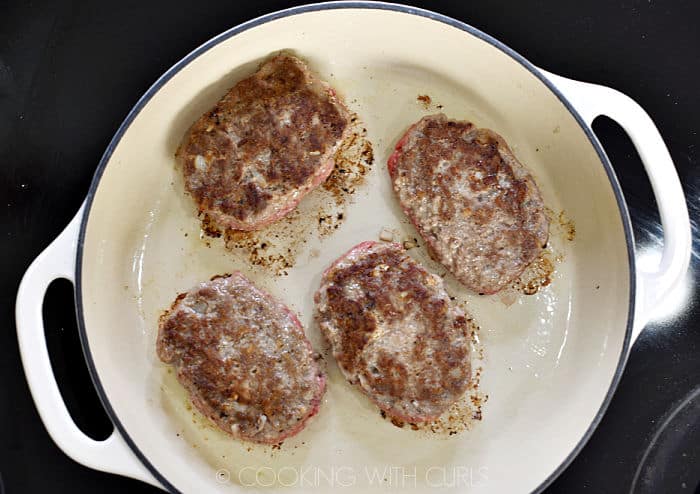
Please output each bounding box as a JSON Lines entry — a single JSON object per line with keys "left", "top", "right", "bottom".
{"left": 388, "top": 114, "right": 549, "bottom": 294}
{"left": 314, "top": 241, "right": 471, "bottom": 423}
{"left": 177, "top": 54, "right": 351, "bottom": 231}
{"left": 157, "top": 273, "right": 325, "bottom": 444}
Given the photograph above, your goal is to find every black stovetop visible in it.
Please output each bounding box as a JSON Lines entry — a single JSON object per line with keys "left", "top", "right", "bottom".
{"left": 1, "top": 1, "right": 698, "bottom": 493}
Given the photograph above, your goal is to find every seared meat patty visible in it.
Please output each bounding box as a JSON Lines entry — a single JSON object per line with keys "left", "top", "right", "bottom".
{"left": 315, "top": 241, "right": 471, "bottom": 423}
{"left": 388, "top": 114, "right": 549, "bottom": 294}
{"left": 157, "top": 273, "right": 325, "bottom": 444}
{"left": 177, "top": 54, "right": 351, "bottom": 231}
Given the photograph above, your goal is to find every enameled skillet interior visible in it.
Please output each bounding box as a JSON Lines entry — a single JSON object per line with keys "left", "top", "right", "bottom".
{"left": 77, "top": 6, "right": 632, "bottom": 493}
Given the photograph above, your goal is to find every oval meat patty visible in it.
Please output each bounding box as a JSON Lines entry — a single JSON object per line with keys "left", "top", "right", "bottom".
{"left": 177, "top": 54, "right": 352, "bottom": 231}
{"left": 315, "top": 241, "right": 471, "bottom": 423}
{"left": 388, "top": 114, "right": 549, "bottom": 294}
{"left": 157, "top": 273, "right": 325, "bottom": 444}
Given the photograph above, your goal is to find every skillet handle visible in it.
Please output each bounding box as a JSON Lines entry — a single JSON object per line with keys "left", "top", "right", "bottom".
{"left": 540, "top": 70, "right": 692, "bottom": 342}
{"left": 15, "top": 206, "right": 162, "bottom": 489}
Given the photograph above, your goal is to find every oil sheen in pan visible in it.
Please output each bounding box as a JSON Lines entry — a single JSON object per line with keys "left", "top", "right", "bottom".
{"left": 127, "top": 63, "right": 577, "bottom": 488}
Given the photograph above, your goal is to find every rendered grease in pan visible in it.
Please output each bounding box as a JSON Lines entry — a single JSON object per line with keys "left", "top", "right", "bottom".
{"left": 203, "top": 114, "right": 374, "bottom": 276}
{"left": 377, "top": 315, "right": 488, "bottom": 436}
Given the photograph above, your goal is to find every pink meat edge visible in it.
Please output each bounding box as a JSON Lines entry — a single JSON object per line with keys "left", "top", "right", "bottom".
{"left": 233, "top": 271, "right": 327, "bottom": 444}
{"left": 388, "top": 122, "right": 538, "bottom": 295}
{"left": 159, "top": 272, "right": 327, "bottom": 445}
{"left": 315, "top": 240, "right": 405, "bottom": 300}
{"left": 367, "top": 303, "right": 473, "bottom": 424}
{"left": 315, "top": 243, "right": 468, "bottom": 424}
{"left": 221, "top": 154, "right": 338, "bottom": 231}
{"left": 368, "top": 394, "right": 452, "bottom": 424}
{"left": 183, "top": 83, "right": 352, "bottom": 232}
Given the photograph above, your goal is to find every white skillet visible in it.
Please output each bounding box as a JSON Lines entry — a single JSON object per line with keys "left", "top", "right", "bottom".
{"left": 16, "top": 2, "right": 691, "bottom": 493}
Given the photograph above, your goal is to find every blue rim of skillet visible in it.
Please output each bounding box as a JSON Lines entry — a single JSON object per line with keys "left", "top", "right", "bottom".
{"left": 74, "top": 2, "right": 636, "bottom": 493}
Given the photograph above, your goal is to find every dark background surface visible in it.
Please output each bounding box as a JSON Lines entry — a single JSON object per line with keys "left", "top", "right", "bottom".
{"left": 1, "top": 1, "right": 698, "bottom": 493}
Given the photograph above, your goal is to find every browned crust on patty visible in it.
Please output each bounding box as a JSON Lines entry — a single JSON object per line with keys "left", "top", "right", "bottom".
{"left": 177, "top": 54, "right": 351, "bottom": 231}
{"left": 388, "top": 114, "right": 549, "bottom": 294}
{"left": 157, "top": 273, "right": 325, "bottom": 444}
{"left": 314, "top": 241, "right": 471, "bottom": 422}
